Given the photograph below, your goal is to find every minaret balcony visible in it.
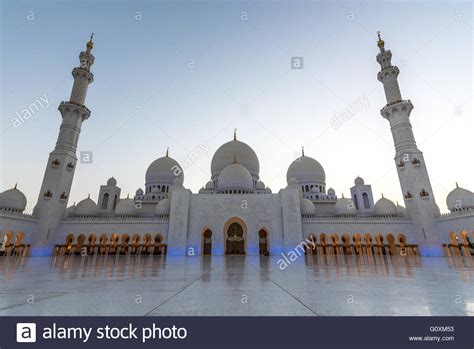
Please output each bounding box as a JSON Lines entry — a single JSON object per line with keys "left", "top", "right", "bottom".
{"left": 380, "top": 99, "right": 413, "bottom": 119}
{"left": 59, "top": 101, "right": 91, "bottom": 120}
{"left": 71, "top": 67, "right": 94, "bottom": 83}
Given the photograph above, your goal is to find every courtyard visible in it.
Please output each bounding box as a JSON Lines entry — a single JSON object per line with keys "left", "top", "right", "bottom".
{"left": 0, "top": 255, "right": 472, "bottom": 316}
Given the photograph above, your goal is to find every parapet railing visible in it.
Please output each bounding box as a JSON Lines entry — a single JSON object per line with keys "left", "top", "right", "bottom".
{"left": 62, "top": 215, "right": 169, "bottom": 222}
{"left": 301, "top": 214, "right": 410, "bottom": 222}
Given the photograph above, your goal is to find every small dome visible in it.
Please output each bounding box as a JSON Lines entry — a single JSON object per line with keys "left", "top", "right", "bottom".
{"left": 65, "top": 203, "right": 76, "bottom": 217}
{"left": 107, "top": 177, "right": 117, "bottom": 186}
{"left": 327, "top": 188, "right": 335, "bottom": 196}
{"left": 155, "top": 198, "right": 171, "bottom": 215}
{"left": 173, "top": 177, "right": 184, "bottom": 187}
{"left": 205, "top": 181, "right": 214, "bottom": 190}
{"left": 300, "top": 198, "right": 316, "bottom": 215}
{"left": 211, "top": 139, "right": 260, "bottom": 178}
{"left": 217, "top": 163, "right": 253, "bottom": 190}
{"left": 287, "top": 155, "right": 326, "bottom": 184}
{"left": 146, "top": 155, "right": 184, "bottom": 185}
{"left": 151, "top": 187, "right": 160, "bottom": 193}
{"left": 354, "top": 176, "right": 365, "bottom": 186}
{"left": 255, "top": 181, "right": 266, "bottom": 190}
{"left": 135, "top": 188, "right": 144, "bottom": 196}
{"left": 334, "top": 197, "right": 356, "bottom": 215}
{"left": 311, "top": 186, "right": 320, "bottom": 193}
{"left": 446, "top": 185, "right": 474, "bottom": 212}
{"left": 115, "top": 197, "right": 137, "bottom": 216}
{"left": 0, "top": 185, "right": 27, "bottom": 212}
{"left": 287, "top": 177, "right": 298, "bottom": 186}
{"left": 374, "top": 197, "right": 398, "bottom": 216}
{"left": 396, "top": 202, "right": 406, "bottom": 216}
{"left": 75, "top": 197, "right": 98, "bottom": 216}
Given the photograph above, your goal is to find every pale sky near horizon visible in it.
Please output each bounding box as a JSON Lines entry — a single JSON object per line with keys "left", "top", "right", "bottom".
{"left": 0, "top": 0, "right": 472, "bottom": 213}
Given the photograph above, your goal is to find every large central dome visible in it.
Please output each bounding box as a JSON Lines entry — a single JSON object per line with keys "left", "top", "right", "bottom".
{"left": 211, "top": 138, "right": 259, "bottom": 178}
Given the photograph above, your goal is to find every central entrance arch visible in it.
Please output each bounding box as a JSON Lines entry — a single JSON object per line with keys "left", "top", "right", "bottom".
{"left": 224, "top": 218, "right": 247, "bottom": 255}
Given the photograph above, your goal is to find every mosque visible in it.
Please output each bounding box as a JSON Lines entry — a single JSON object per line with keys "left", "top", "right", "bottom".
{"left": 0, "top": 33, "right": 473, "bottom": 257}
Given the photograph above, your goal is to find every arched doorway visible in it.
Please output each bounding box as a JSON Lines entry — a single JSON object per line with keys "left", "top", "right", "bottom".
{"left": 258, "top": 229, "right": 269, "bottom": 256}
{"left": 226, "top": 223, "right": 245, "bottom": 255}
{"left": 203, "top": 229, "right": 212, "bottom": 255}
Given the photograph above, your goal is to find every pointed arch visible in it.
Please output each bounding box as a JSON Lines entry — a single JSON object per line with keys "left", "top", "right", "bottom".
{"left": 223, "top": 217, "right": 247, "bottom": 255}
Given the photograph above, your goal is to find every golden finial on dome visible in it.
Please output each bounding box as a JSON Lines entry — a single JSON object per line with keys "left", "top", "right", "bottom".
{"left": 86, "top": 33, "right": 94, "bottom": 51}
{"left": 376, "top": 31, "right": 385, "bottom": 51}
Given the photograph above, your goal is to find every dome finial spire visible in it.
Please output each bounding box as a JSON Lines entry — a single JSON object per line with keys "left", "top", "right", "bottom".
{"left": 233, "top": 128, "right": 237, "bottom": 141}
{"left": 376, "top": 31, "right": 385, "bottom": 51}
{"left": 88, "top": 193, "right": 90, "bottom": 199}
{"left": 14, "top": 183, "right": 17, "bottom": 189}
{"left": 456, "top": 182, "right": 459, "bottom": 188}
{"left": 86, "top": 33, "right": 94, "bottom": 51}
{"left": 166, "top": 147, "right": 169, "bottom": 157}
{"left": 381, "top": 193, "right": 384, "bottom": 198}
{"left": 302, "top": 146, "right": 305, "bottom": 157}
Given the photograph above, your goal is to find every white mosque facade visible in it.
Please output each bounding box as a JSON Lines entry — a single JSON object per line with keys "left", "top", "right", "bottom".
{"left": 1, "top": 34, "right": 473, "bottom": 257}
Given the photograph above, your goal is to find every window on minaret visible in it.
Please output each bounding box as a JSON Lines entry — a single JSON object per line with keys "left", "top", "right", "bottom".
{"left": 113, "top": 195, "right": 118, "bottom": 210}
{"left": 102, "top": 193, "right": 109, "bottom": 209}
{"left": 363, "top": 193, "right": 370, "bottom": 209}
{"left": 354, "top": 195, "right": 359, "bottom": 210}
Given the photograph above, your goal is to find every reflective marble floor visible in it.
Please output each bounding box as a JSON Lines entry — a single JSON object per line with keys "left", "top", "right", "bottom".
{"left": 0, "top": 255, "right": 473, "bottom": 316}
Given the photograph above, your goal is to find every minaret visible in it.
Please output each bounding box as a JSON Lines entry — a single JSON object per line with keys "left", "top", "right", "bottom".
{"left": 376, "top": 32, "right": 441, "bottom": 256}
{"left": 32, "top": 35, "right": 96, "bottom": 255}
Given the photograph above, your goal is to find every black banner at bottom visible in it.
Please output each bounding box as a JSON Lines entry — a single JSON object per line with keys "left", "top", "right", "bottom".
{"left": 3, "top": 316, "right": 473, "bottom": 348}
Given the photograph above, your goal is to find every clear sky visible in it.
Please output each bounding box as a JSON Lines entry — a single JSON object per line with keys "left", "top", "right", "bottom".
{"left": 0, "top": 0, "right": 472, "bottom": 213}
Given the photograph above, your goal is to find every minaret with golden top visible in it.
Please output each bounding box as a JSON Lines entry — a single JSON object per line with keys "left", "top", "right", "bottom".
{"left": 376, "top": 32, "right": 441, "bottom": 256}
{"left": 33, "top": 36, "right": 96, "bottom": 255}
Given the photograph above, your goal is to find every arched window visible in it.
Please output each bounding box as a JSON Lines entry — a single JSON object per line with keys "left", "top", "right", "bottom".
{"left": 363, "top": 192, "right": 370, "bottom": 209}
{"left": 113, "top": 194, "right": 118, "bottom": 210}
{"left": 305, "top": 185, "right": 309, "bottom": 192}
{"left": 101, "top": 193, "right": 109, "bottom": 209}
{"left": 353, "top": 194, "right": 359, "bottom": 210}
